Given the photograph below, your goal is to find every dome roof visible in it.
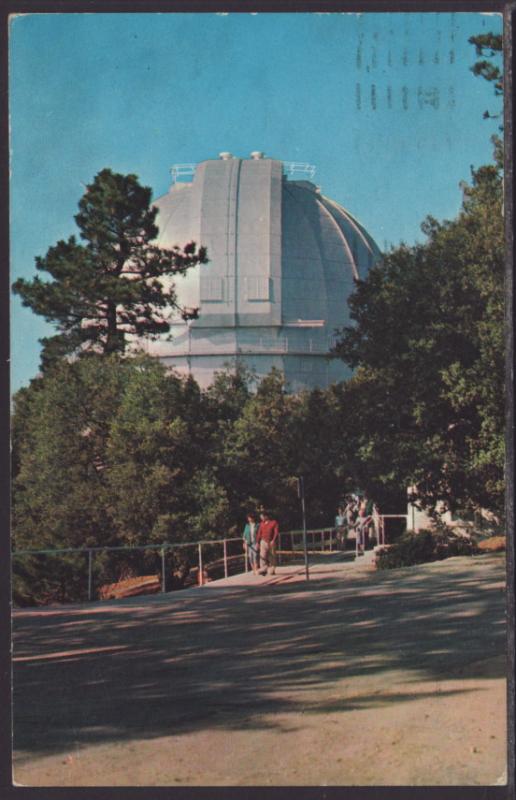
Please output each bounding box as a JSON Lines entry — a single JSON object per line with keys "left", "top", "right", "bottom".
{"left": 146, "top": 153, "right": 381, "bottom": 391}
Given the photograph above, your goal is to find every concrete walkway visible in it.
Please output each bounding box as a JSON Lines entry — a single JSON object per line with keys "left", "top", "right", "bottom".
{"left": 203, "top": 558, "right": 342, "bottom": 589}
{"left": 12, "top": 553, "right": 507, "bottom": 787}
{"left": 203, "top": 549, "right": 372, "bottom": 588}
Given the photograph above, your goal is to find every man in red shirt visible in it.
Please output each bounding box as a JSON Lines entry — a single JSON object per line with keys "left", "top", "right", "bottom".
{"left": 256, "top": 510, "right": 279, "bottom": 576}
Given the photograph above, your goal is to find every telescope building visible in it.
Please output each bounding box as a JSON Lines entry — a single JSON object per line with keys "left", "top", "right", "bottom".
{"left": 146, "top": 152, "right": 381, "bottom": 392}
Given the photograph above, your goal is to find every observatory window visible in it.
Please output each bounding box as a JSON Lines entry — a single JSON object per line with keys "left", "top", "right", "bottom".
{"left": 200, "top": 277, "right": 225, "bottom": 302}
{"left": 245, "top": 276, "right": 270, "bottom": 302}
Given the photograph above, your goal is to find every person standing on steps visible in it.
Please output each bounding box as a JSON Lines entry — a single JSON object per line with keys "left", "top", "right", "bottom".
{"left": 242, "top": 512, "right": 259, "bottom": 575}
{"left": 357, "top": 496, "right": 373, "bottom": 553}
{"left": 344, "top": 497, "right": 358, "bottom": 549}
{"left": 256, "top": 510, "right": 279, "bottom": 576}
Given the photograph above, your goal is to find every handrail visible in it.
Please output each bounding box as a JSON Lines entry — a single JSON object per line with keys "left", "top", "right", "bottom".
{"left": 12, "top": 537, "right": 243, "bottom": 557}
{"left": 12, "top": 516, "right": 408, "bottom": 603}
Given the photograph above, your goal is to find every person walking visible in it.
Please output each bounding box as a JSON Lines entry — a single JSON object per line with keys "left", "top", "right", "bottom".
{"left": 242, "top": 512, "right": 259, "bottom": 575}
{"left": 256, "top": 510, "right": 279, "bottom": 576}
{"left": 335, "top": 506, "right": 346, "bottom": 548}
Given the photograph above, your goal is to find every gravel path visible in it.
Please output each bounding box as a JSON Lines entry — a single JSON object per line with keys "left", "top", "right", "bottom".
{"left": 12, "top": 553, "right": 507, "bottom": 786}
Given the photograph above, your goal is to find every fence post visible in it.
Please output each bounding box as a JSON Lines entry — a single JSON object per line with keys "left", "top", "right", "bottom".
{"left": 198, "top": 542, "right": 203, "bottom": 586}
{"left": 161, "top": 545, "right": 166, "bottom": 593}
{"left": 277, "top": 532, "right": 282, "bottom": 565}
{"left": 329, "top": 529, "right": 333, "bottom": 552}
{"left": 223, "top": 539, "right": 228, "bottom": 579}
{"left": 87, "top": 549, "right": 93, "bottom": 602}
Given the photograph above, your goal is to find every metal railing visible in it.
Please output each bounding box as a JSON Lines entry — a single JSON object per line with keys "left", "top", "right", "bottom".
{"left": 352, "top": 514, "right": 408, "bottom": 557}
{"left": 283, "top": 162, "right": 317, "bottom": 181}
{"left": 13, "top": 537, "right": 244, "bottom": 603}
{"left": 170, "top": 163, "right": 196, "bottom": 184}
{"left": 152, "top": 338, "right": 334, "bottom": 358}
{"left": 12, "top": 517, "right": 408, "bottom": 605}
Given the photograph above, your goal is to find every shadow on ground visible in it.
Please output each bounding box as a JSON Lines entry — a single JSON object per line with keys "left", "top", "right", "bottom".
{"left": 12, "top": 553, "right": 506, "bottom": 758}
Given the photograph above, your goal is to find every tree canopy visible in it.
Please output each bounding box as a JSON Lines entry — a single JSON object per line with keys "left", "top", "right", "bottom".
{"left": 13, "top": 169, "right": 207, "bottom": 367}
{"left": 11, "top": 359, "right": 357, "bottom": 603}
{"left": 333, "top": 145, "right": 504, "bottom": 517}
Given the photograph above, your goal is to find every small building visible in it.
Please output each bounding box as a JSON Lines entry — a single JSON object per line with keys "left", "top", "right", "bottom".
{"left": 145, "top": 152, "right": 381, "bottom": 391}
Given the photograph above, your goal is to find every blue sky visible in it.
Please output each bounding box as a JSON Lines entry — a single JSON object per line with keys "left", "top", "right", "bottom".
{"left": 9, "top": 11, "right": 503, "bottom": 392}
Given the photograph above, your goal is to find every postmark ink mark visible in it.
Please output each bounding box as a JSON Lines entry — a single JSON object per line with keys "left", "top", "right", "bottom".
{"left": 418, "top": 86, "right": 440, "bottom": 110}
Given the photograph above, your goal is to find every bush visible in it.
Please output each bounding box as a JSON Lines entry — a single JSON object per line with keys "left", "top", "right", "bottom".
{"left": 376, "top": 529, "right": 478, "bottom": 570}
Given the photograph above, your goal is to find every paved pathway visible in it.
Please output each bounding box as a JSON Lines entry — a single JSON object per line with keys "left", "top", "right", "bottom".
{"left": 12, "top": 554, "right": 507, "bottom": 786}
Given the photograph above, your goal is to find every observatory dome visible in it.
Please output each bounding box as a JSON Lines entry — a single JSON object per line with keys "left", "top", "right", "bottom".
{"left": 145, "top": 153, "right": 381, "bottom": 391}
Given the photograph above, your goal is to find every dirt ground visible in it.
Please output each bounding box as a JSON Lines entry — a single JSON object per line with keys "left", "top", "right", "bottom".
{"left": 12, "top": 553, "right": 507, "bottom": 787}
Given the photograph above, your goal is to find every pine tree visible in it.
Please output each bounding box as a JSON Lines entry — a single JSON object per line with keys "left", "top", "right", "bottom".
{"left": 13, "top": 168, "right": 207, "bottom": 367}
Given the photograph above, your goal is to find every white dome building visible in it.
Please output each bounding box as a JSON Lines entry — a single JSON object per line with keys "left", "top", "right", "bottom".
{"left": 146, "top": 152, "right": 381, "bottom": 392}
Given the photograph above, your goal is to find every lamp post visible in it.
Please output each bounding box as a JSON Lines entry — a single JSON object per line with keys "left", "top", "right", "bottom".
{"left": 296, "top": 476, "right": 309, "bottom": 581}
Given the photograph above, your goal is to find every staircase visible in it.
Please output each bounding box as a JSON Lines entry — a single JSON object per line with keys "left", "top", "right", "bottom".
{"left": 352, "top": 544, "right": 391, "bottom": 569}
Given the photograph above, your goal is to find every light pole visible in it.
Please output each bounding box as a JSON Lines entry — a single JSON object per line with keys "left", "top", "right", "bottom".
{"left": 297, "top": 476, "right": 309, "bottom": 581}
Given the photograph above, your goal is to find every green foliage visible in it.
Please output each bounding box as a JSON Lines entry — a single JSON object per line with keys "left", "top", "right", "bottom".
{"left": 376, "top": 530, "right": 478, "bottom": 570}
{"left": 222, "top": 369, "right": 299, "bottom": 523}
{"left": 12, "top": 355, "right": 133, "bottom": 604}
{"left": 469, "top": 33, "right": 503, "bottom": 91}
{"left": 13, "top": 169, "right": 207, "bottom": 366}
{"left": 11, "top": 357, "right": 259, "bottom": 604}
{"left": 469, "top": 32, "right": 503, "bottom": 123}
{"left": 106, "top": 361, "right": 232, "bottom": 544}
{"left": 12, "top": 355, "right": 128, "bottom": 554}
{"left": 218, "top": 370, "right": 348, "bottom": 529}
{"left": 334, "top": 147, "right": 504, "bottom": 518}
{"left": 12, "top": 358, "right": 371, "bottom": 603}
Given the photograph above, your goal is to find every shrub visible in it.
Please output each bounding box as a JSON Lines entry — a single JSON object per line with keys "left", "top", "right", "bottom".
{"left": 376, "top": 529, "right": 478, "bottom": 570}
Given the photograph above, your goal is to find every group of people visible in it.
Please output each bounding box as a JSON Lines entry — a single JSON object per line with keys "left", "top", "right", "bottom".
{"left": 335, "top": 495, "right": 380, "bottom": 554}
{"left": 242, "top": 510, "right": 279, "bottom": 576}
{"left": 241, "top": 496, "right": 380, "bottom": 575}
